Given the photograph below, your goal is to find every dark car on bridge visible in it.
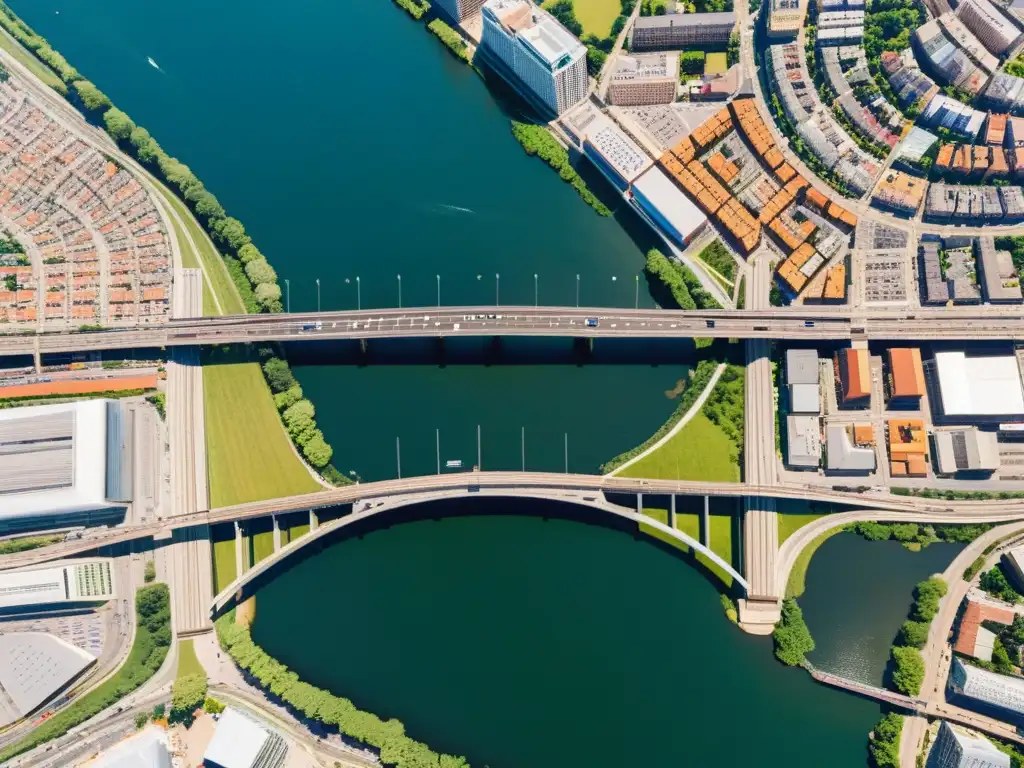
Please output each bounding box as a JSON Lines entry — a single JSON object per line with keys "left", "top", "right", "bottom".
{"left": 585, "top": 318, "right": 599, "bottom": 328}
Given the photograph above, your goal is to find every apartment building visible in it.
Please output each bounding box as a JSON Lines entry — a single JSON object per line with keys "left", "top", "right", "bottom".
{"left": 630, "top": 12, "right": 737, "bottom": 50}
{"left": 433, "top": 0, "right": 488, "bottom": 22}
{"left": 769, "top": 0, "right": 808, "bottom": 38}
{"left": 608, "top": 53, "right": 678, "bottom": 106}
{"left": 481, "top": 0, "right": 588, "bottom": 117}
{"left": 955, "top": 0, "right": 1021, "bottom": 56}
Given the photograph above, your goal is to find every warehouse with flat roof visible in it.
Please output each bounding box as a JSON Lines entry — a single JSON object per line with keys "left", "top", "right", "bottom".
{"left": 0, "top": 558, "right": 116, "bottom": 612}
{"left": 0, "top": 632, "right": 96, "bottom": 727}
{"left": 0, "top": 400, "right": 133, "bottom": 530}
{"left": 929, "top": 350, "right": 1024, "bottom": 422}
{"left": 204, "top": 707, "right": 288, "bottom": 768}
{"left": 630, "top": 165, "right": 709, "bottom": 247}
{"left": 934, "top": 427, "right": 1000, "bottom": 474}
{"left": 87, "top": 725, "right": 172, "bottom": 768}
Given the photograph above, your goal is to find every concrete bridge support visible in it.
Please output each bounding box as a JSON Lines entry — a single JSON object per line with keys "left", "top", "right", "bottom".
{"left": 702, "top": 496, "right": 710, "bottom": 547}
{"left": 669, "top": 495, "right": 676, "bottom": 528}
{"left": 636, "top": 493, "right": 642, "bottom": 514}
{"left": 272, "top": 515, "right": 281, "bottom": 553}
{"left": 234, "top": 521, "right": 244, "bottom": 577}
{"left": 309, "top": 509, "right": 318, "bottom": 531}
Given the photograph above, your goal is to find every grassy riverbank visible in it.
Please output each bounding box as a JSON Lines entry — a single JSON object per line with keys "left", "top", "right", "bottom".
{"left": 640, "top": 507, "right": 738, "bottom": 588}
{"left": 510, "top": 122, "right": 612, "bottom": 216}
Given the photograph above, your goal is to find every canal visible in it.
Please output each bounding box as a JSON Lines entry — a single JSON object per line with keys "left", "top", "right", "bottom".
{"left": 249, "top": 501, "right": 964, "bottom": 767}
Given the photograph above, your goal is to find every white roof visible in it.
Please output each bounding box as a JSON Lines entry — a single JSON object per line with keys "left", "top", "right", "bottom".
{"left": 786, "top": 414, "right": 821, "bottom": 467}
{"left": 940, "top": 721, "right": 1010, "bottom": 766}
{"left": 0, "top": 632, "right": 95, "bottom": 726}
{"left": 826, "top": 425, "right": 876, "bottom": 472}
{"left": 564, "top": 103, "right": 653, "bottom": 183}
{"left": 790, "top": 383, "right": 820, "bottom": 414}
{"left": 518, "top": 12, "right": 585, "bottom": 69}
{"left": 204, "top": 707, "right": 270, "bottom": 768}
{"left": 786, "top": 348, "right": 820, "bottom": 385}
{"left": 87, "top": 726, "right": 172, "bottom": 768}
{"left": 935, "top": 351, "right": 1024, "bottom": 416}
{"left": 951, "top": 656, "right": 1024, "bottom": 715}
{"left": 631, "top": 166, "right": 708, "bottom": 241}
{"left": 0, "top": 400, "right": 111, "bottom": 522}
{"left": 933, "top": 428, "right": 1000, "bottom": 473}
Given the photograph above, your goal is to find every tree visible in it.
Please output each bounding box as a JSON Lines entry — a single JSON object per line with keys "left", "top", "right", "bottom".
{"left": 897, "top": 620, "right": 929, "bottom": 649}
{"left": 134, "top": 712, "right": 149, "bottom": 729}
{"left": 245, "top": 258, "right": 277, "bottom": 285}
{"left": 890, "top": 646, "right": 924, "bottom": 695}
{"left": 129, "top": 126, "right": 160, "bottom": 164}
{"left": 72, "top": 80, "right": 110, "bottom": 111}
{"left": 912, "top": 577, "right": 947, "bottom": 621}
{"left": 283, "top": 400, "right": 316, "bottom": 437}
{"left": 255, "top": 283, "right": 282, "bottom": 312}
{"left": 586, "top": 46, "right": 607, "bottom": 77}
{"left": 262, "top": 357, "right": 295, "bottom": 393}
{"left": 237, "top": 243, "right": 263, "bottom": 264}
{"left": 190, "top": 190, "right": 225, "bottom": 220}
{"left": 203, "top": 697, "right": 225, "bottom": 714}
{"left": 680, "top": 50, "right": 704, "bottom": 76}
{"left": 302, "top": 432, "right": 333, "bottom": 468}
{"left": 548, "top": 0, "right": 582, "bottom": 35}
{"left": 980, "top": 566, "right": 1020, "bottom": 604}
{"left": 171, "top": 673, "right": 208, "bottom": 718}
{"left": 211, "top": 216, "right": 250, "bottom": 251}
{"left": 868, "top": 713, "right": 903, "bottom": 768}
{"left": 772, "top": 598, "right": 815, "bottom": 666}
{"left": 102, "top": 107, "right": 135, "bottom": 141}
{"left": 144, "top": 561, "right": 155, "bottom": 583}
{"left": 274, "top": 385, "right": 303, "bottom": 411}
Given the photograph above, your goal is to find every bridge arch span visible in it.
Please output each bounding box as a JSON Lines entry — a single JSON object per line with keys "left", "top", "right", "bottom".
{"left": 210, "top": 488, "right": 749, "bottom": 615}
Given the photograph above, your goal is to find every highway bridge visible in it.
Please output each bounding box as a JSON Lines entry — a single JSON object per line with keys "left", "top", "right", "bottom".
{"left": 5, "top": 305, "right": 1024, "bottom": 356}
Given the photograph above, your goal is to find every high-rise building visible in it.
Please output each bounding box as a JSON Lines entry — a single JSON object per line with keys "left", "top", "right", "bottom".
{"left": 481, "top": 0, "right": 588, "bottom": 117}
{"left": 929, "top": 720, "right": 1010, "bottom": 768}
{"left": 954, "top": 0, "right": 1021, "bottom": 56}
{"left": 433, "top": 0, "right": 488, "bottom": 23}
{"left": 768, "top": 0, "right": 808, "bottom": 38}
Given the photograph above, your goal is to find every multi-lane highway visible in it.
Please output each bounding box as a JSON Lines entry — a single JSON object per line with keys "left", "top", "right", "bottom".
{"left": 6, "top": 305, "right": 1024, "bottom": 357}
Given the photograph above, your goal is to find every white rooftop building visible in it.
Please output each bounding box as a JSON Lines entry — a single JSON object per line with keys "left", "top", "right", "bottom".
{"left": 932, "top": 351, "right": 1024, "bottom": 420}
{"left": 481, "top": 0, "right": 588, "bottom": 117}
{"left": 0, "top": 558, "right": 116, "bottom": 612}
{"left": 629, "top": 165, "right": 708, "bottom": 247}
{"left": 86, "top": 725, "right": 172, "bottom": 768}
{"left": 949, "top": 657, "right": 1024, "bottom": 724}
{"left": 203, "top": 707, "right": 288, "bottom": 768}
{"left": 786, "top": 348, "right": 821, "bottom": 414}
{"left": 562, "top": 103, "right": 653, "bottom": 191}
{"left": 0, "top": 399, "right": 133, "bottom": 529}
{"left": 826, "top": 424, "right": 876, "bottom": 472}
{"left": 930, "top": 720, "right": 1010, "bottom": 768}
{"left": 933, "top": 427, "right": 1000, "bottom": 474}
{"left": 0, "top": 632, "right": 96, "bottom": 727}
{"left": 786, "top": 414, "right": 821, "bottom": 469}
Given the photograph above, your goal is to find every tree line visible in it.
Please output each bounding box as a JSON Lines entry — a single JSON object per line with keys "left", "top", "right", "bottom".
{"left": 216, "top": 612, "right": 470, "bottom": 768}
{"left": 510, "top": 122, "right": 611, "bottom": 215}
{"left": 772, "top": 597, "right": 815, "bottom": 665}
{"left": 0, "top": 583, "right": 172, "bottom": 762}
{"left": 885, "top": 576, "right": 946, "bottom": 697}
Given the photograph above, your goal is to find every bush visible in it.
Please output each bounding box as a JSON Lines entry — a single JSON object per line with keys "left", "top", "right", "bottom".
{"left": 216, "top": 614, "right": 469, "bottom": 768}
{"left": 245, "top": 258, "right": 277, "bottom": 286}
{"left": 274, "top": 385, "right": 303, "bottom": 411}
{"left": 772, "top": 598, "right": 815, "bottom": 666}
{"left": 146, "top": 392, "right": 166, "bottom": 420}
{"left": 262, "top": 357, "right": 296, "bottom": 393}
{"left": 897, "top": 620, "right": 929, "bottom": 649}
{"left": 0, "top": 584, "right": 171, "bottom": 761}
{"left": 980, "top": 565, "right": 1021, "bottom": 604}
{"left": 144, "top": 560, "right": 156, "bottom": 583}
{"left": 134, "top": 712, "right": 149, "bottom": 729}
{"left": 203, "top": 697, "right": 225, "bottom": 714}
{"left": 868, "top": 713, "right": 902, "bottom": 768}
{"left": 172, "top": 673, "right": 208, "bottom": 720}
{"left": 427, "top": 19, "right": 471, "bottom": 63}
{"left": 72, "top": 79, "right": 110, "bottom": 111}
{"left": 392, "top": 0, "right": 430, "bottom": 19}
{"left": 890, "top": 646, "right": 924, "bottom": 695}
{"left": 102, "top": 107, "right": 135, "bottom": 141}
{"left": 680, "top": 50, "right": 705, "bottom": 75}
{"left": 964, "top": 556, "right": 986, "bottom": 581}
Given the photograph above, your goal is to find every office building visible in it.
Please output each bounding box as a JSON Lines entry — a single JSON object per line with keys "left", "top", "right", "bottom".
{"left": 0, "top": 558, "right": 116, "bottom": 612}
{"left": 608, "top": 54, "right": 678, "bottom": 106}
{"left": 86, "top": 725, "right": 173, "bottom": 768}
{"left": 836, "top": 347, "right": 870, "bottom": 407}
{"left": 948, "top": 657, "right": 1024, "bottom": 727}
{"left": 1004, "top": 545, "right": 1024, "bottom": 590}
{"left": 204, "top": 707, "right": 288, "bottom": 768}
{"left": 432, "top": 0, "right": 488, "bottom": 23}
{"left": 930, "top": 720, "right": 1010, "bottom": 767}
{"left": 825, "top": 424, "right": 876, "bottom": 472}
{"left": 563, "top": 103, "right": 652, "bottom": 190}
{"left": 769, "top": 0, "right": 808, "bottom": 37}
{"left": 0, "top": 632, "right": 96, "bottom": 727}
{"left": 786, "top": 348, "right": 821, "bottom": 413}
{"left": 482, "top": 0, "right": 588, "bottom": 117}
{"left": 955, "top": 0, "right": 1021, "bottom": 56}
{"left": 930, "top": 350, "right": 1024, "bottom": 422}
{"left": 933, "top": 427, "right": 1000, "bottom": 474}
{"left": 630, "top": 12, "right": 737, "bottom": 50}
{"left": 976, "top": 236, "right": 1023, "bottom": 303}
{"left": 630, "top": 165, "right": 709, "bottom": 246}
{"left": 886, "top": 348, "right": 926, "bottom": 407}
{"left": 786, "top": 414, "right": 821, "bottom": 469}
{"left": 0, "top": 399, "right": 133, "bottom": 530}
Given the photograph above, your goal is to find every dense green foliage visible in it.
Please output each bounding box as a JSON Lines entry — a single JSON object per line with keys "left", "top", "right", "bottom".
{"left": 910, "top": 577, "right": 947, "bottom": 623}
{"left": 204, "top": 696, "right": 226, "bottom": 714}
{"left": 216, "top": 614, "right": 470, "bottom": 768}
{"left": 727, "top": 32, "right": 739, "bottom": 67}
{"left": 697, "top": 240, "right": 736, "bottom": 282}
{"left": 892, "top": 486, "right": 1024, "bottom": 501}
{"left": 71, "top": 79, "right": 110, "bottom": 111}
{"left": 510, "top": 122, "right": 611, "bottom": 215}
{"left": 261, "top": 355, "right": 341, "bottom": 473}
{"left": 897, "top": 620, "right": 929, "bottom": 649}
{"left": 702, "top": 364, "right": 744, "bottom": 466}
{"left": 680, "top": 51, "right": 705, "bottom": 76}
{"left": 772, "top": 598, "right": 815, "bottom": 666}
{"left": 587, "top": 45, "right": 608, "bottom": 76}
{"left": 146, "top": 392, "right": 166, "bottom": 420}
{"left": 171, "top": 673, "right": 208, "bottom": 720}
{"left": 144, "top": 560, "right": 156, "bottom": 583}
{"left": 964, "top": 555, "right": 986, "bottom": 581}
{"left": 868, "top": 713, "right": 903, "bottom": 768}
{"left": 863, "top": 0, "right": 921, "bottom": 118}
{"left": 995, "top": 237, "right": 1024, "bottom": 277}
{"left": 847, "top": 521, "right": 991, "bottom": 549}
{"left": 0, "top": 584, "right": 171, "bottom": 762}
{"left": 600, "top": 359, "right": 720, "bottom": 473}
{"left": 0, "top": 534, "right": 62, "bottom": 554}
{"left": 427, "top": 20, "right": 470, "bottom": 63}
{"left": 0, "top": 3, "right": 78, "bottom": 89}
{"left": 393, "top": 0, "right": 430, "bottom": 19}
{"left": 549, "top": 0, "right": 584, "bottom": 35}
{"left": 890, "top": 645, "right": 924, "bottom": 695}
{"left": 644, "top": 248, "right": 721, "bottom": 311}
{"left": 980, "top": 564, "right": 1021, "bottom": 604}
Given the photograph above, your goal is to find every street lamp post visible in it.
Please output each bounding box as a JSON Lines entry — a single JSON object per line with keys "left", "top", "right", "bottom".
{"left": 316, "top": 278, "right": 321, "bottom": 313}
{"left": 576, "top": 274, "right": 580, "bottom": 308}
{"left": 564, "top": 433, "right": 568, "bottom": 474}
{"left": 534, "top": 274, "right": 538, "bottom": 307}
{"left": 436, "top": 275, "right": 441, "bottom": 307}
{"left": 285, "top": 279, "right": 290, "bottom": 313}
{"left": 356, "top": 276, "right": 361, "bottom": 310}
{"left": 396, "top": 437, "right": 402, "bottom": 480}
{"left": 635, "top": 274, "right": 639, "bottom": 310}
{"left": 397, "top": 274, "right": 402, "bottom": 309}
{"left": 495, "top": 273, "right": 500, "bottom": 306}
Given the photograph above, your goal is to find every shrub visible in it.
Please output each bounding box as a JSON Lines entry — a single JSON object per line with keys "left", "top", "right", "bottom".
{"left": 245, "top": 258, "right": 277, "bottom": 286}
{"left": 72, "top": 79, "right": 110, "bottom": 111}
{"left": 144, "top": 561, "right": 156, "bottom": 583}
{"left": 171, "top": 673, "right": 208, "bottom": 719}
{"left": 680, "top": 50, "right": 705, "bottom": 75}
{"left": 890, "top": 646, "right": 924, "bottom": 695}
{"left": 772, "top": 598, "right": 815, "bottom": 666}
{"left": 102, "top": 107, "right": 135, "bottom": 140}
{"left": 204, "top": 697, "right": 226, "bottom": 714}
{"left": 274, "top": 385, "right": 303, "bottom": 411}
{"left": 964, "top": 556, "right": 986, "bottom": 581}
{"left": 262, "top": 357, "right": 296, "bottom": 393}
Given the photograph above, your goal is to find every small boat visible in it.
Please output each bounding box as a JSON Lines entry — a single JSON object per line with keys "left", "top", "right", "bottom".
{"left": 147, "top": 57, "right": 160, "bottom": 70}
{"left": 445, "top": 459, "right": 462, "bottom": 469}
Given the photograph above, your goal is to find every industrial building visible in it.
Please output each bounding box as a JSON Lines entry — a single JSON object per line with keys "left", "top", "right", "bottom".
{"left": 629, "top": 165, "right": 709, "bottom": 247}
{"left": 786, "top": 348, "right": 821, "bottom": 413}
{"left": 630, "top": 12, "right": 737, "bottom": 50}
{"left": 204, "top": 707, "right": 288, "bottom": 768}
{"left": 835, "top": 347, "right": 870, "bottom": 407}
{"left": 825, "top": 424, "right": 876, "bottom": 472}
{"left": 87, "top": 725, "right": 173, "bottom": 768}
{"left": 976, "top": 237, "right": 1023, "bottom": 304}
{"left": 948, "top": 657, "right": 1024, "bottom": 727}
{"left": 930, "top": 720, "right": 1010, "bottom": 767}
{"left": 563, "top": 103, "right": 653, "bottom": 191}
{"left": 933, "top": 427, "right": 1000, "bottom": 474}
{"left": 886, "top": 347, "right": 926, "bottom": 407}
{"left": 954, "top": 597, "right": 1014, "bottom": 662}
{"left": 0, "top": 558, "right": 116, "bottom": 612}
{"left": 0, "top": 399, "right": 133, "bottom": 530}
{"left": 608, "top": 54, "right": 678, "bottom": 106}
{"left": 0, "top": 632, "right": 96, "bottom": 727}
{"left": 786, "top": 414, "right": 821, "bottom": 469}
{"left": 928, "top": 350, "right": 1024, "bottom": 422}
{"left": 481, "top": 0, "right": 588, "bottom": 117}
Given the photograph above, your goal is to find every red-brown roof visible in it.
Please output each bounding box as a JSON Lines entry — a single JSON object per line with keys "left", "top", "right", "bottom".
{"left": 954, "top": 598, "right": 1014, "bottom": 658}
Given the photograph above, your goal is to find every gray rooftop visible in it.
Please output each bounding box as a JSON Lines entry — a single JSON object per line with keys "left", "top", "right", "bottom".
{"left": 977, "top": 236, "right": 1023, "bottom": 303}
{"left": 0, "top": 632, "right": 95, "bottom": 726}
{"left": 634, "top": 11, "right": 736, "bottom": 27}
{"left": 786, "top": 348, "right": 820, "bottom": 385}
{"left": 826, "top": 424, "right": 876, "bottom": 472}
{"left": 786, "top": 414, "right": 821, "bottom": 468}
{"left": 0, "top": 410, "right": 73, "bottom": 495}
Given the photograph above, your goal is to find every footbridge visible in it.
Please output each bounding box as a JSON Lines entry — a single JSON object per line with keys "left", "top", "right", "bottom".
{"left": 209, "top": 487, "right": 750, "bottom": 614}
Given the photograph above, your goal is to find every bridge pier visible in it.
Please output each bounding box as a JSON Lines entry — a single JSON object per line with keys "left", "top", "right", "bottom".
{"left": 669, "top": 494, "right": 676, "bottom": 528}
{"left": 234, "top": 521, "right": 244, "bottom": 577}
{"left": 309, "top": 509, "right": 318, "bottom": 531}
{"left": 272, "top": 515, "right": 281, "bottom": 553}
{"left": 359, "top": 338, "right": 368, "bottom": 355}
{"left": 702, "top": 496, "right": 710, "bottom": 547}
{"left": 636, "top": 492, "right": 642, "bottom": 514}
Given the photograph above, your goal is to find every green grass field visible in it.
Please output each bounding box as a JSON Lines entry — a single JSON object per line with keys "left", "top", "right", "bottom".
{"left": 211, "top": 523, "right": 239, "bottom": 594}
{"left": 705, "top": 52, "right": 728, "bottom": 74}
{"left": 618, "top": 411, "right": 740, "bottom": 482}
{"left": 176, "top": 638, "right": 205, "bottom": 680}
{"left": 285, "top": 522, "right": 310, "bottom": 543}
{"left": 786, "top": 527, "right": 844, "bottom": 598}
{"left": 778, "top": 511, "right": 827, "bottom": 545}
{"left": 641, "top": 508, "right": 736, "bottom": 588}
{"left": 575, "top": 0, "right": 622, "bottom": 36}
{"left": 204, "top": 356, "right": 320, "bottom": 509}
{"left": 0, "top": 28, "right": 66, "bottom": 93}
{"left": 250, "top": 528, "right": 275, "bottom": 565}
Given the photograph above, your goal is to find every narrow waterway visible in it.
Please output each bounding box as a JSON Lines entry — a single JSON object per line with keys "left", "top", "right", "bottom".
{"left": 253, "top": 499, "right": 883, "bottom": 768}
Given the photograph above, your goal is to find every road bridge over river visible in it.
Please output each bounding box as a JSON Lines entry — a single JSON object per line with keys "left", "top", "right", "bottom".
{"left": 5, "top": 305, "right": 1024, "bottom": 357}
